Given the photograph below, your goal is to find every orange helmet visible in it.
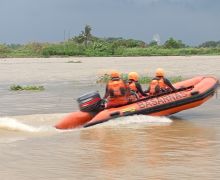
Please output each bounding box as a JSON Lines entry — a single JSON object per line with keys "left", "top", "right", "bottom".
{"left": 110, "top": 70, "right": 120, "bottom": 78}
{"left": 155, "top": 68, "right": 165, "bottom": 77}
{"left": 128, "top": 72, "right": 139, "bottom": 81}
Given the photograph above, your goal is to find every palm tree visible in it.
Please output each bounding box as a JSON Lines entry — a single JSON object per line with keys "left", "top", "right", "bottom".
{"left": 83, "top": 25, "right": 92, "bottom": 47}
{"left": 72, "top": 25, "right": 93, "bottom": 47}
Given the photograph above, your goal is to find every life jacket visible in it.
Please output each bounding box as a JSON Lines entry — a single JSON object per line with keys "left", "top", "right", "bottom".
{"left": 106, "top": 79, "right": 129, "bottom": 108}
{"left": 157, "top": 77, "right": 168, "bottom": 89}
{"left": 107, "top": 79, "right": 127, "bottom": 98}
{"left": 128, "top": 80, "right": 140, "bottom": 101}
{"left": 149, "top": 77, "right": 169, "bottom": 95}
{"left": 149, "top": 80, "right": 160, "bottom": 95}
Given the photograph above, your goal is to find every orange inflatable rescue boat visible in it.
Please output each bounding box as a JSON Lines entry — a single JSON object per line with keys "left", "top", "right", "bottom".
{"left": 55, "top": 76, "right": 219, "bottom": 129}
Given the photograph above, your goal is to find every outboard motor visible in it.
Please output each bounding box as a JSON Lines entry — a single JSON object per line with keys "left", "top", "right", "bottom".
{"left": 77, "top": 91, "right": 103, "bottom": 112}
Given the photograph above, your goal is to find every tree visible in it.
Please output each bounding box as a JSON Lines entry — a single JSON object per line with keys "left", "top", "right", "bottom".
{"left": 73, "top": 25, "right": 92, "bottom": 47}
{"left": 148, "top": 40, "right": 158, "bottom": 47}
{"left": 164, "top": 37, "right": 186, "bottom": 49}
{"left": 83, "top": 25, "right": 92, "bottom": 46}
{"left": 199, "top": 41, "right": 220, "bottom": 48}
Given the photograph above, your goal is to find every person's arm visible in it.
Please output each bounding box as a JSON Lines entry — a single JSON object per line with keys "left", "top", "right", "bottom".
{"left": 123, "top": 80, "right": 131, "bottom": 96}
{"left": 164, "top": 78, "right": 176, "bottom": 90}
{"left": 135, "top": 82, "right": 147, "bottom": 96}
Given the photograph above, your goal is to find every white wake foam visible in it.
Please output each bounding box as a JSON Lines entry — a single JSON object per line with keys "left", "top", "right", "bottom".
{"left": 0, "top": 117, "right": 54, "bottom": 132}
{"left": 98, "top": 115, "right": 172, "bottom": 128}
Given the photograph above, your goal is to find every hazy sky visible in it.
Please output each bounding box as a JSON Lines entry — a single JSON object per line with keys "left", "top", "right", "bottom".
{"left": 0, "top": 0, "right": 219, "bottom": 45}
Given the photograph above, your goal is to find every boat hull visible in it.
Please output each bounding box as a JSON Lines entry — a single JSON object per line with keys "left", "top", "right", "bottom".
{"left": 55, "top": 111, "right": 95, "bottom": 129}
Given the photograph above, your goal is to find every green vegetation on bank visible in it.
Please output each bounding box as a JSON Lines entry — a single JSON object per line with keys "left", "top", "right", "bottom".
{"left": 10, "top": 84, "right": 45, "bottom": 91}
{"left": 96, "top": 73, "right": 183, "bottom": 84}
{"left": 1, "top": 25, "right": 220, "bottom": 58}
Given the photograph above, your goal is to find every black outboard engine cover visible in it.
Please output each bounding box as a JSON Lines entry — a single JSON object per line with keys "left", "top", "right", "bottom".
{"left": 77, "top": 91, "right": 102, "bottom": 112}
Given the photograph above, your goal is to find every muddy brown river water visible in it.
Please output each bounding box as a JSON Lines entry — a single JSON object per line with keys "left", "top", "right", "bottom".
{"left": 0, "top": 56, "right": 220, "bottom": 179}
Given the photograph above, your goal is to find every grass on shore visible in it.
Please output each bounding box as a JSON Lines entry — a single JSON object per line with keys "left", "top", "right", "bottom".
{"left": 10, "top": 84, "right": 45, "bottom": 91}
{"left": 96, "top": 73, "right": 183, "bottom": 84}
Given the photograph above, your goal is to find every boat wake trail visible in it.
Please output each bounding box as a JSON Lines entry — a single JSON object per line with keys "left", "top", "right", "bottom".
{"left": 99, "top": 115, "right": 172, "bottom": 128}
{"left": 0, "top": 117, "right": 54, "bottom": 133}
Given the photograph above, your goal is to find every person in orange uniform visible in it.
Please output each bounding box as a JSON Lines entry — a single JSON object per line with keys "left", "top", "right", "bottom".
{"left": 147, "top": 68, "right": 177, "bottom": 95}
{"left": 103, "top": 70, "right": 130, "bottom": 108}
{"left": 127, "top": 72, "right": 147, "bottom": 100}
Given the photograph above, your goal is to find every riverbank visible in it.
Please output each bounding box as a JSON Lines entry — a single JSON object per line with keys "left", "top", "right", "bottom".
{"left": 1, "top": 47, "right": 220, "bottom": 58}
{"left": 1, "top": 42, "right": 220, "bottom": 58}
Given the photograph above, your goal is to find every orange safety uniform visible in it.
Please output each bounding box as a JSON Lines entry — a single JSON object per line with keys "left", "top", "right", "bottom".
{"left": 149, "top": 80, "right": 160, "bottom": 95}
{"left": 148, "top": 77, "right": 175, "bottom": 95}
{"left": 127, "top": 72, "right": 147, "bottom": 101}
{"left": 147, "top": 68, "right": 176, "bottom": 95}
{"left": 149, "top": 78, "right": 167, "bottom": 95}
{"left": 157, "top": 77, "right": 169, "bottom": 89}
{"left": 105, "top": 79, "right": 129, "bottom": 108}
{"left": 128, "top": 80, "right": 139, "bottom": 101}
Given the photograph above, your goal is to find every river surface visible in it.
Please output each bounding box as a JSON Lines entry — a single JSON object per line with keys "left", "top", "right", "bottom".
{"left": 0, "top": 56, "right": 220, "bottom": 180}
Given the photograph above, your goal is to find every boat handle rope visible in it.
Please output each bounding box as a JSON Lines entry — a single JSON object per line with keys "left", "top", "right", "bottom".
{"left": 132, "top": 85, "right": 194, "bottom": 104}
